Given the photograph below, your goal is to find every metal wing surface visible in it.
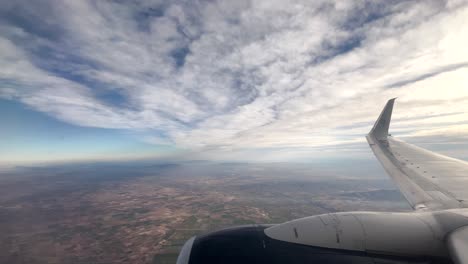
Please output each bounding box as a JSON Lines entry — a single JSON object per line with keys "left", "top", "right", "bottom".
{"left": 367, "top": 99, "right": 468, "bottom": 210}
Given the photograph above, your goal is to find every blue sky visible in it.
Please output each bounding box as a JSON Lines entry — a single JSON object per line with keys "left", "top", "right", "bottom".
{"left": 0, "top": 99, "right": 178, "bottom": 164}
{"left": 1, "top": 0, "right": 468, "bottom": 166}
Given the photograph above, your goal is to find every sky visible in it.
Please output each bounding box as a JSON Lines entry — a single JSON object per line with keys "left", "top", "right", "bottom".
{"left": 1, "top": 0, "right": 468, "bottom": 167}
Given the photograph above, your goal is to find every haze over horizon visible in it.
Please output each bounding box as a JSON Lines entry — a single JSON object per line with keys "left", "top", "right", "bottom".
{"left": 1, "top": 0, "right": 468, "bottom": 167}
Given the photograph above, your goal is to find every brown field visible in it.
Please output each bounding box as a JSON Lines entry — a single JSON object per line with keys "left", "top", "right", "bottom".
{"left": 0, "top": 162, "right": 410, "bottom": 264}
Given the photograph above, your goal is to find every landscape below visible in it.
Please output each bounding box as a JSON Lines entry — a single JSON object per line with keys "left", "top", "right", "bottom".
{"left": 0, "top": 161, "right": 410, "bottom": 264}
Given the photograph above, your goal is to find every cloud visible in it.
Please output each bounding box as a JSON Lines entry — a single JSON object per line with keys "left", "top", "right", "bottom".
{"left": 1, "top": 0, "right": 468, "bottom": 161}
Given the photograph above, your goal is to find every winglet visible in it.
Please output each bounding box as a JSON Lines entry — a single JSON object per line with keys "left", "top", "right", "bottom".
{"left": 369, "top": 98, "right": 396, "bottom": 140}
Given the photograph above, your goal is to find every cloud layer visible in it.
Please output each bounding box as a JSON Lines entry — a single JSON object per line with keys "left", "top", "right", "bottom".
{"left": 1, "top": 0, "right": 468, "bottom": 161}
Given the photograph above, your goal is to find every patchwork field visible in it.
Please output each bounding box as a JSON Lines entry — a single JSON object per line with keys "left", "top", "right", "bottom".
{"left": 0, "top": 162, "right": 410, "bottom": 264}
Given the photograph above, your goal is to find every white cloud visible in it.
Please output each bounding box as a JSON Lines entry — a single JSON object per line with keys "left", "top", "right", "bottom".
{"left": 1, "top": 0, "right": 468, "bottom": 161}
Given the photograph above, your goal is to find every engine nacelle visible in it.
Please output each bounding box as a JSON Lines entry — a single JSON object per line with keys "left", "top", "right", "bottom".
{"left": 265, "top": 211, "right": 448, "bottom": 257}
{"left": 177, "top": 210, "right": 468, "bottom": 264}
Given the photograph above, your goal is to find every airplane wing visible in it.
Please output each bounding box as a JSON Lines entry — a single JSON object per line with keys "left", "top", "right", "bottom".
{"left": 367, "top": 98, "right": 468, "bottom": 211}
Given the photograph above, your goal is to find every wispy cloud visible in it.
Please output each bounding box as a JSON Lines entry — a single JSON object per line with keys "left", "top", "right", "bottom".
{"left": 1, "top": 0, "right": 468, "bottom": 161}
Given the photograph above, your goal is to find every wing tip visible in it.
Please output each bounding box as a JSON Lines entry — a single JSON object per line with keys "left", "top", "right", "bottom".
{"left": 369, "top": 98, "right": 397, "bottom": 140}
